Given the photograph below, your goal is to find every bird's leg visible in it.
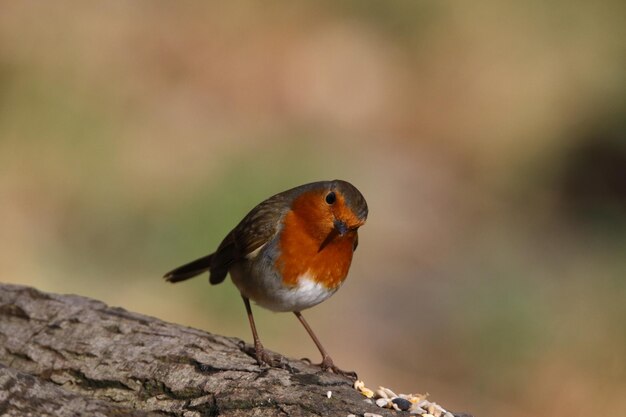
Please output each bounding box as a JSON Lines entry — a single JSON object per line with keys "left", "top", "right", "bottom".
{"left": 293, "top": 311, "right": 357, "bottom": 379}
{"left": 242, "top": 296, "right": 274, "bottom": 366}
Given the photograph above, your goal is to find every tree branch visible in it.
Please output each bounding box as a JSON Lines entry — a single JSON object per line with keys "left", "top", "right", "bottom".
{"left": 0, "top": 284, "right": 472, "bottom": 417}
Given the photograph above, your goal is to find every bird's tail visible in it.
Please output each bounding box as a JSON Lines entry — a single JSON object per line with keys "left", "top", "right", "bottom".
{"left": 163, "top": 253, "right": 214, "bottom": 283}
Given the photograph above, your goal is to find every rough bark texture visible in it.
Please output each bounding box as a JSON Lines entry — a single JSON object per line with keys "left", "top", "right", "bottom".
{"left": 0, "top": 284, "right": 470, "bottom": 416}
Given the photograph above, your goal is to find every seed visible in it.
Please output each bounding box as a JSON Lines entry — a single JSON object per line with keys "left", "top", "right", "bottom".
{"left": 391, "top": 397, "right": 412, "bottom": 411}
{"left": 354, "top": 380, "right": 374, "bottom": 398}
{"left": 417, "top": 399, "right": 430, "bottom": 408}
{"left": 361, "top": 387, "right": 374, "bottom": 398}
{"left": 375, "top": 398, "right": 390, "bottom": 408}
{"left": 378, "top": 386, "right": 397, "bottom": 398}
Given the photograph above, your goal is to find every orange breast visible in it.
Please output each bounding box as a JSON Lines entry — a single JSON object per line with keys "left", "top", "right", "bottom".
{"left": 276, "top": 209, "right": 356, "bottom": 289}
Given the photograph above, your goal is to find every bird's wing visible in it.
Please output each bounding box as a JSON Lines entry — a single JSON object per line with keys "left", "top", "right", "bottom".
{"left": 208, "top": 192, "right": 291, "bottom": 283}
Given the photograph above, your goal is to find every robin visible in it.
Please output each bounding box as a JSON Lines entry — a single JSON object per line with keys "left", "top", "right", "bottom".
{"left": 163, "top": 180, "right": 368, "bottom": 377}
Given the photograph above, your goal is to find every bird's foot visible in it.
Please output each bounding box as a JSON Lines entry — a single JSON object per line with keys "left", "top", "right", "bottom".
{"left": 241, "top": 341, "right": 286, "bottom": 368}
{"left": 301, "top": 356, "right": 358, "bottom": 380}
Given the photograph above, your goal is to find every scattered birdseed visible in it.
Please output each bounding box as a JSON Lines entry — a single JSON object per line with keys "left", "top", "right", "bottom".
{"left": 354, "top": 380, "right": 454, "bottom": 417}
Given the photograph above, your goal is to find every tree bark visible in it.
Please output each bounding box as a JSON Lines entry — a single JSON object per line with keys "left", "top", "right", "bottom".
{"left": 0, "top": 284, "right": 470, "bottom": 417}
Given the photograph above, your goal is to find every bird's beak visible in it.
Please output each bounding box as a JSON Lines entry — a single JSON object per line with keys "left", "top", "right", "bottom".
{"left": 333, "top": 219, "right": 349, "bottom": 236}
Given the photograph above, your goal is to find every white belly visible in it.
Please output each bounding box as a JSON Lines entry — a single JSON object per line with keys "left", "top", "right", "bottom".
{"left": 272, "top": 273, "right": 336, "bottom": 312}
{"left": 231, "top": 264, "right": 337, "bottom": 312}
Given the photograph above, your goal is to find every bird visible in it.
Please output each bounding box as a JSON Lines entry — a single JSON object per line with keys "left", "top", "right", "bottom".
{"left": 163, "top": 180, "right": 368, "bottom": 377}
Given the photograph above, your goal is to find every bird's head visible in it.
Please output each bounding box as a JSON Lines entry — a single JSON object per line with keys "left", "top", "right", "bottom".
{"left": 291, "top": 180, "right": 368, "bottom": 241}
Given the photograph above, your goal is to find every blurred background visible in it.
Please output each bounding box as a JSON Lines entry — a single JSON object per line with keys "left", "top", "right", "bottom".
{"left": 1, "top": 1, "right": 624, "bottom": 416}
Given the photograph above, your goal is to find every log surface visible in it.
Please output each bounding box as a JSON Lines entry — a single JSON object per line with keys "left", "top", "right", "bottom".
{"left": 0, "top": 283, "right": 400, "bottom": 416}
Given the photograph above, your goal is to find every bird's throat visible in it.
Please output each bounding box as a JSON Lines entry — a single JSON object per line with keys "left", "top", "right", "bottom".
{"left": 277, "top": 211, "right": 356, "bottom": 289}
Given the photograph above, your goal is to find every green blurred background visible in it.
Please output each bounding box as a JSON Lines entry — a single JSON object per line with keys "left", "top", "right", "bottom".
{"left": 1, "top": 1, "right": 625, "bottom": 416}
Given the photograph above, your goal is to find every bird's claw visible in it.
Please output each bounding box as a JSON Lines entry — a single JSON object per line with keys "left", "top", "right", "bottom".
{"left": 241, "top": 342, "right": 285, "bottom": 368}
{"left": 300, "top": 356, "right": 358, "bottom": 380}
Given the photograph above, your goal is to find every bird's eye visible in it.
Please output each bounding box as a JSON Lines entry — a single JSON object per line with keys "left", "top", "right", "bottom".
{"left": 325, "top": 192, "right": 336, "bottom": 205}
